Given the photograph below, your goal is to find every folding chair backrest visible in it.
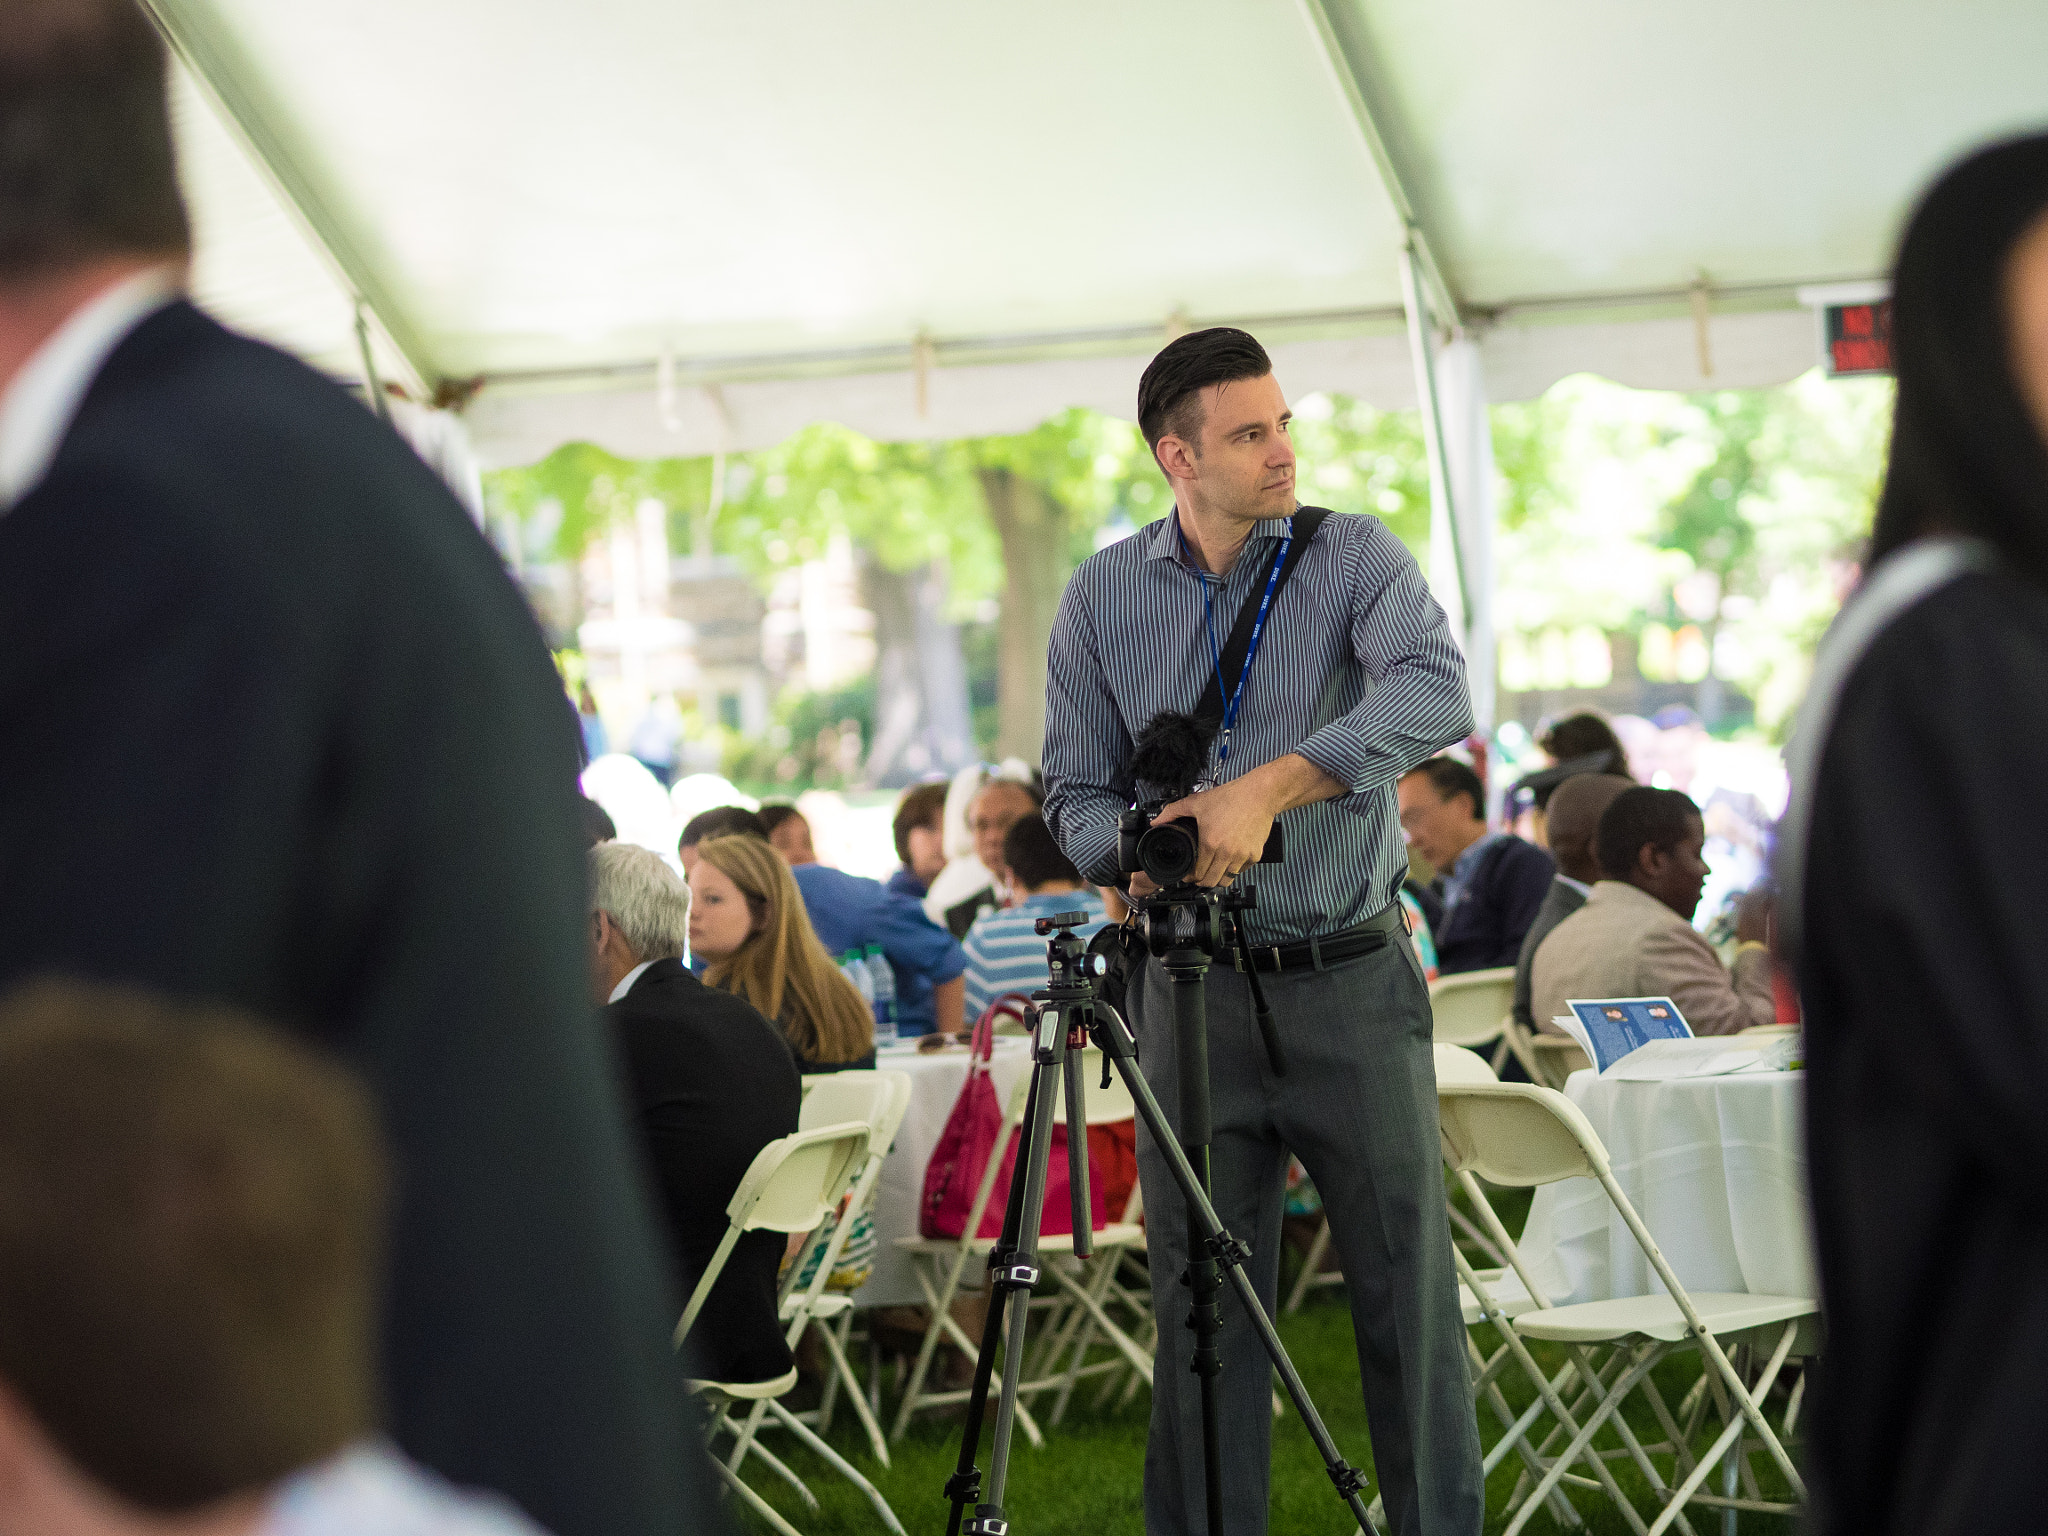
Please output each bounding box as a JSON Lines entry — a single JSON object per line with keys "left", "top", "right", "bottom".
{"left": 800, "top": 1071, "right": 896, "bottom": 1137}
{"left": 728, "top": 1122, "right": 871, "bottom": 1234}
{"left": 1429, "top": 966, "right": 1516, "bottom": 1048}
{"left": 1436, "top": 1081, "right": 1609, "bottom": 1187}
{"left": 680, "top": 1121, "right": 871, "bottom": 1351}
{"left": 1002, "top": 1047, "right": 1132, "bottom": 1127}
{"left": 1433, "top": 1042, "right": 1498, "bottom": 1085}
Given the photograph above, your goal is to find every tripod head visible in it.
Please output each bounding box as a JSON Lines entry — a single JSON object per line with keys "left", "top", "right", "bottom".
{"left": 1129, "top": 882, "right": 1258, "bottom": 961}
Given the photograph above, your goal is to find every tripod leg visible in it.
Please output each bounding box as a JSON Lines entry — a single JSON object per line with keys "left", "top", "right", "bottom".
{"left": 945, "top": 1016, "right": 1071, "bottom": 1536}
{"left": 943, "top": 1069, "right": 1042, "bottom": 1536}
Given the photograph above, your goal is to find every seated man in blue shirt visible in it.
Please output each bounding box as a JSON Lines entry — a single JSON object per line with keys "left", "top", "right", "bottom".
{"left": 963, "top": 814, "right": 1111, "bottom": 1019}
{"left": 1397, "top": 755, "right": 1555, "bottom": 974}
{"left": 766, "top": 807, "right": 967, "bottom": 1038}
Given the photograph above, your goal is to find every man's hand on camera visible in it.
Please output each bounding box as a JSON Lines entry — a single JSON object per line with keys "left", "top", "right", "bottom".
{"left": 1148, "top": 754, "right": 1342, "bottom": 889}
{"left": 1152, "top": 776, "right": 1276, "bottom": 889}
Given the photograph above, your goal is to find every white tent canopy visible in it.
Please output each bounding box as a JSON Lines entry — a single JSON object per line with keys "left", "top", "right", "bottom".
{"left": 161, "top": 0, "right": 2048, "bottom": 468}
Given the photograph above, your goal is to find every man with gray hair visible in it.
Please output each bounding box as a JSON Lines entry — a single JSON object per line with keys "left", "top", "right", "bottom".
{"left": 589, "top": 843, "right": 801, "bottom": 1384}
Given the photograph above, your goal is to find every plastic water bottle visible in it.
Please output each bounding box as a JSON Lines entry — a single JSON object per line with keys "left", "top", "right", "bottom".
{"left": 840, "top": 950, "right": 875, "bottom": 1017}
{"left": 865, "top": 943, "right": 898, "bottom": 1047}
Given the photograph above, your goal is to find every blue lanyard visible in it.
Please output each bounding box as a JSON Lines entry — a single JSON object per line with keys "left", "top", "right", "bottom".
{"left": 1196, "top": 536, "right": 1290, "bottom": 767}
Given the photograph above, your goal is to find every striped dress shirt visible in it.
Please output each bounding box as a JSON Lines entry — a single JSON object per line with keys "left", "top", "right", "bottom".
{"left": 1043, "top": 507, "right": 1473, "bottom": 943}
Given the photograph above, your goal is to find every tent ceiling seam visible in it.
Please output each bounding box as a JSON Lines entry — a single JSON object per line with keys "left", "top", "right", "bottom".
{"left": 140, "top": 0, "right": 440, "bottom": 390}
{"left": 1295, "top": 0, "right": 1461, "bottom": 331}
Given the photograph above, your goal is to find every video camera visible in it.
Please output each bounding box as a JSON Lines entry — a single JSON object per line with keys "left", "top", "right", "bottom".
{"left": 1117, "top": 803, "right": 1283, "bottom": 888}
{"left": 1117, "top": 708, "right": 1284, "bottom": 888}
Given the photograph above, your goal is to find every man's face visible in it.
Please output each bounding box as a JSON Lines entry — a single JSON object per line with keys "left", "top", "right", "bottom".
{"left": 1159, "top": 372, "right": 1297, "bottom": 524}
{"left": 971, "top": 783, "right": 1035, "bottom": 877}
{"left": 769, "top": 814, "right": 815, "bottom": 866}
{"left": 1397, "top": 774, "right": 1482, "bottom": 873}
{"left": 906, "top": 821, "right": 947, "bottom": 884}
{"left": 1637, "top": 816, "right": 1711, "bottom": 922}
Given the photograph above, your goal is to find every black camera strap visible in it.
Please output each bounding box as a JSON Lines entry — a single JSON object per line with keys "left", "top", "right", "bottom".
{"left": 1191, "top": 506, "right": 1332, "bottom": 730}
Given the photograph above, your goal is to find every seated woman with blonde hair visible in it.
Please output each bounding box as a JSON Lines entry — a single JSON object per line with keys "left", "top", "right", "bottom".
{"left": 687, "top": 833, "right": 876, "bottom": 1073}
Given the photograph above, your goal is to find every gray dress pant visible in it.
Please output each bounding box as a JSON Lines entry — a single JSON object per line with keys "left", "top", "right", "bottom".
{"left": 1124, "top": 932, "right": 1483, "bottom": 1536}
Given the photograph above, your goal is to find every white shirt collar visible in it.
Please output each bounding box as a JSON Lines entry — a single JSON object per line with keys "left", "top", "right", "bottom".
{"left": 608, "top": 959, "right": 656, "bottom": 1004}
{"left": 0, "top": 265, "right": 181, "bottom": 510}
{"left": 1557, "top": 873, "right": 1593, "bottom": 897}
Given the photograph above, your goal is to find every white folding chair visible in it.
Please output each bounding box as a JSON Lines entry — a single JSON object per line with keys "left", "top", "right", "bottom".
{"left": 889, "top": 1046, "right": 1149, "bottom": 1444}
{"left": 723, "top": 1071, "right": 912, "bottom": 1485}
{"left": 1284, "top": 1043, "right": 1508, "bottom": 1315}
{"left": 675, "top": 1121, "right": 898, "bottom": 1536}
{"left": 1438, "top": 1082, "right": 1817, "bottom": 1536}
{"left": 1430, "top": 966, "right": 1516, "bottom": 1051}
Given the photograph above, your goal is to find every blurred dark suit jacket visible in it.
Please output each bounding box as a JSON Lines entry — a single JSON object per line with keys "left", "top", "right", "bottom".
{"left": 1513, "top": 876, "right": 1590, "bottom": 1031}
{"left": 607, "top": 958, "right": 801, "bottom": 1385}
{"left": 0, "top": 301, "right": 708, "bottom": 1536}
{"left": 1432, "top": 834, "right": 1557, "bottom": 974}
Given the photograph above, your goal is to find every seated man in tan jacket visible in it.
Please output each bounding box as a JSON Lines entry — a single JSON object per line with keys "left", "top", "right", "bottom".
{"left": 1532, "top": 786, "right": 1774, "bottom": 1038}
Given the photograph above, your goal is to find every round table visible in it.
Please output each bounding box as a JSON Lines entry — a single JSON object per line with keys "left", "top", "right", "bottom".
{"left": 853, "top": 1037, "right": 1033, "bottom": 1307}
{"left": 1515, "top": 1067, "right": 1815, "bottom": 1307}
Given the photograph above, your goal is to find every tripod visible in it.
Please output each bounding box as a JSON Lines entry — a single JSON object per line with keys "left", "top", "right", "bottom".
{"left": 943, "top": 902, "right": 1376, "bottom": 1536}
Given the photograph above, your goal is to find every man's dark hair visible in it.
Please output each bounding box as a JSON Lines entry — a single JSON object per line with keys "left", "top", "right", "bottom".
{"left": 1137, "top": 327, "right": 1273, "bottom": 457}
{"left": 756, "top": 804, "right": 802, "bottom": 837}
{"left": 0, "top": 0, "right": 193, "bottom": 279}
{"left": 1001, "top": 813, "right": 1079, "bottom": 892}
{"left": 679, "top": 805, "right": 768, "bottom": 850}
{"left": 577, "top": 795, "right": 616, "bottom": 847}
{"left": 0, "top": 978, "right": 384, "bottom": 1511}
{"left": 1537, "top": 712, "right": 1626, "bottom": 785}
{"left": 1596, "top": 787, "right": 1701, "bottom": 880}
{"left": 1406, "top": 756, "right": 1485, "bottom": 821}
{"left": 892, "top": 782, "right": 947, "bottom": 865}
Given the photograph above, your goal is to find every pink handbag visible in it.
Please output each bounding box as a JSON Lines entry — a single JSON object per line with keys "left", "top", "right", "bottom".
{"left": 920, "top": 997, "right": 1105, "bottom": 1240}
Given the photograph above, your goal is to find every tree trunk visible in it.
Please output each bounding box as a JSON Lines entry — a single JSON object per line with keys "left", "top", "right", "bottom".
{"left": 859, "top": 557, "right": 976, "bottom": 787}
{"left": 978, "top": 466, "right": 1072, "bottom": 767}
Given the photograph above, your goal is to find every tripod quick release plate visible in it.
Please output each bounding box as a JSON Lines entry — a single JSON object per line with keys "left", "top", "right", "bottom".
{"left": 1033, "top": 909, "right": 1089, "bottom": 935}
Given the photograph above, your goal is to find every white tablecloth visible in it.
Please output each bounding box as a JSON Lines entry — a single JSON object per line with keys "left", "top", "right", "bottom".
{"left": 854, "top": 1038, "right": 1033, "bottom": 1307}
{"left": 1515, "top": 1068, "right": 1815, "bottom": 1307}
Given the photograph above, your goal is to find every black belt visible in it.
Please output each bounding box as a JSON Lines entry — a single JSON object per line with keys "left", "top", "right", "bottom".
{"left": 1232, "top": 901, "right": 1405, "bottom": 974}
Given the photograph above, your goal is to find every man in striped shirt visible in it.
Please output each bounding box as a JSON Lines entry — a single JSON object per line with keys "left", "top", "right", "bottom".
{"left": 961, "top": 813, "right": 1111, "bottom": 1019}
{"left": 1044, "top": 328, "right": 1483, "bottom": 1536}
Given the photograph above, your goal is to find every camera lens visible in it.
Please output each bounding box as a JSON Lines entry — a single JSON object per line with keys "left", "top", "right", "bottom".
{"left": 1137, "top": 819, "right": 1199, "bottom": 886}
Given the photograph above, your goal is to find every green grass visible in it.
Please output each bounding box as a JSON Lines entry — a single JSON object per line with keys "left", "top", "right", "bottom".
{"left": 727, "top": 1205, "right": 1802, "bottom": 1534}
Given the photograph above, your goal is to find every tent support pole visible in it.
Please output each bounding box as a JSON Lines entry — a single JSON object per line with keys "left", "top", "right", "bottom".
{"left": 1400, "top": 242, "right": 1472, "bottom": 642}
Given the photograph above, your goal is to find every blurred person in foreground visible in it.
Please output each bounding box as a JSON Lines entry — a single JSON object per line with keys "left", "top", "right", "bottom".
{"left": 1511, "top": 773, "right": 1633, "bottom": 1036}
{"left": 1782, "top": 133, "right": 2048, "bottom": 1536}
{"left": 960, "top": 813, "right": 1110, "bottom": 1020}
{"left": 1531, "top": 786, "right": 1772, "bottom": 1037}
{"left": 676, "top": 804, "right": 769, "bottom": 875}
{"left": 0, "top": 8, "right": 698, "bottom": 1533}
{"left": 686, "top": 834, "right": 875, "bottom": 1073}
{"left": 1044, "top": 327, "right": 1481, "bottom": 1535}
{"left": 1398, "top": 756, "right": 1555, "bottom": 973}
{"left": 0, "top": 978, "right": 547, "bottom": 1536}
{"left": 888, "top": 782, "right": 951, "bottom": 898}
{"left": 588, "top": 843, "right": 799, "bottom": 1386}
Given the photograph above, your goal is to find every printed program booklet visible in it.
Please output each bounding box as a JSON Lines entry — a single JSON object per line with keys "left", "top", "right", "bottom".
{"left": 1550, "top": 997, "right": 1692, "bottom": 1074}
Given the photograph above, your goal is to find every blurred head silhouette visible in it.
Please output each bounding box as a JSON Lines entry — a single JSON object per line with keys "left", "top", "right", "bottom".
{"left": 1872, "top": 133, "right": 2048, "bottom": 585}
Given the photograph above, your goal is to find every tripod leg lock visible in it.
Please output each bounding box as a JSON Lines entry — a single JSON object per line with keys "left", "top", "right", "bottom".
{"left": 945, "top": 1470, "right": 983, "bottom": 1505}
{"left": 964, "top": 1510, "right": 1010, "bottom": 1536}
{"left": 989, "top": 1258, "right": 1041, "bottom": 1290}
{"left": 1203, "top": 1230, "right": 1253, "bottom": 1270}
{"left": 1326, "top": 1462, "right": 1369, "bottom": 1499}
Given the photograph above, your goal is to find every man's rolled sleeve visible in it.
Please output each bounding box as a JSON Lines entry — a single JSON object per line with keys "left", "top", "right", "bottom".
{"left": 1296, "top": 520, "right": 1474, "bottom": 802}
{"left": 1043, "top": 579, "right": 1132, "bottom": 886}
